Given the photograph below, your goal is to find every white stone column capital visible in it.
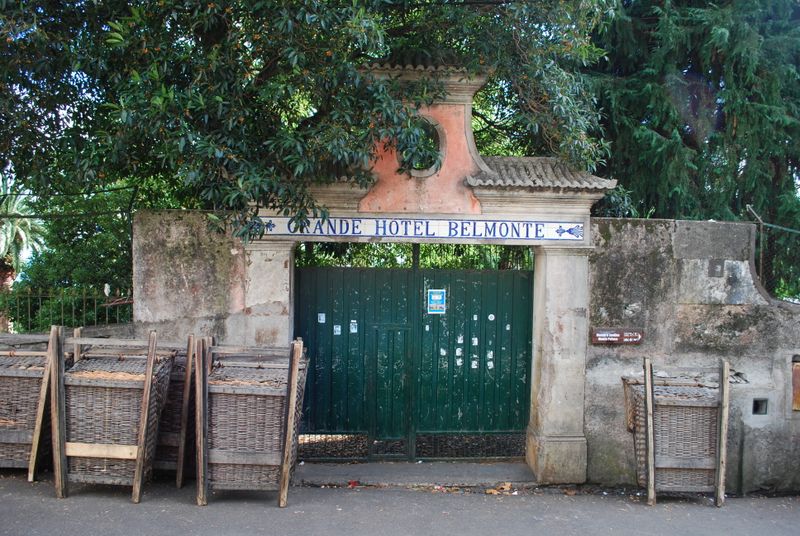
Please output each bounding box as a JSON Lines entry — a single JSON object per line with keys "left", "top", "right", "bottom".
{"left": 245, "top": 240, "right": 295, "bottom": 253}
{"left": 533, "top": 245, "right": 592, "bottom": 257}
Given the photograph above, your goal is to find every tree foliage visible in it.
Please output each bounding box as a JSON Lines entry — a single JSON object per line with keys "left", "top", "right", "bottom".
{"left": 591, "top": 0, "right": 800, "bottom": 296}
{"left": 5, "top": 1, "right": 798, "bottom": 299}
{"left": 296, "top": 242, "right": 533, "bottom": 270}
{"left": 1, "top": 0, "right": 612, "bottom": 236}
{"left": 0, "top": 177, "right": 44, "bottom": 284}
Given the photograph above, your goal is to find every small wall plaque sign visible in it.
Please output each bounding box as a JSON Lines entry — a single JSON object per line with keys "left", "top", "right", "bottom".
{"left": 591, "top": 328, "right": 644, "bottom": 345}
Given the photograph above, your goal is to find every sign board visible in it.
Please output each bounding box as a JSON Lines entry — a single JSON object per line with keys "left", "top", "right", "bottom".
{"left": 256, "top": 215, "right": 585, "bottom": 245}
{"left": 591, "top": 329, "right": 644, "bottom": 345}
{"left": 427, "top": 289, "right": 447, "bottom": 315}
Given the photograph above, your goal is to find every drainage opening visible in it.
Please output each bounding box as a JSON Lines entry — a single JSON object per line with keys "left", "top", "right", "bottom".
{"left": 752, "top": 398, "right": 768, "bottom": 415}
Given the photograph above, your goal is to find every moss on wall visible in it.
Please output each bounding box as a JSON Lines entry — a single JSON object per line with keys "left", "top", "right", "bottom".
{"left": 587, "top": 218, "right": 800, "bottom": 492}
{"left": 133, "top": 210, "right": 245, "bottom": 324}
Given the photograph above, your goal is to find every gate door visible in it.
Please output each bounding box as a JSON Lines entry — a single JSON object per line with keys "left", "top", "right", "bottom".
{"left": 296, "top": 267, "right": 532, "bottom": 460}
{"left": 413, "top": 269, "right": 532, "bottom": 458}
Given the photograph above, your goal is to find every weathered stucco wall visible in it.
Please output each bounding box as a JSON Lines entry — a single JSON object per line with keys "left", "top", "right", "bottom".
{"left": 587, "top": 218, "right": 800, "bottom": 493}
{"left": 133, "top": 211, "right": 246, "bottom": 343}
{"left": 133, "top": 211, "right": 799, "bottom": 491}
{"left": 133, "top": 211, "right": 293, "bottom": 346}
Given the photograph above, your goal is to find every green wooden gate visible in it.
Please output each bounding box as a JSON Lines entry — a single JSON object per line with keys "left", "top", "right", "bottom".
{"left": 295, "top": 267, "right": 532, "bottom": 459}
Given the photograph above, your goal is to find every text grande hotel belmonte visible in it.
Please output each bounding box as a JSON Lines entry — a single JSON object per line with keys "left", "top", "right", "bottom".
{"left": 259, "top": 216, "right": 585, "bottom": 242}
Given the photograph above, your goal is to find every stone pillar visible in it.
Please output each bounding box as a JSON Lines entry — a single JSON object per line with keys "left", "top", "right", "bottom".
{"left": 227, "top": 241, "right": 294, "bottom": 346}
{"left": 527, "top": 247, "right": 589, "bottom": 483}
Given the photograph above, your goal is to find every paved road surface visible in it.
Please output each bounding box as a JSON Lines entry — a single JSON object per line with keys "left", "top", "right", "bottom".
{"left": 1, "top": 471, "right": 797, "bottom": 536}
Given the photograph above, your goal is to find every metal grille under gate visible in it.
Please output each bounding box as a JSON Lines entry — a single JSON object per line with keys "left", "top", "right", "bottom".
{"left": 295, "top": 267, "right": 532, "bottom": 460}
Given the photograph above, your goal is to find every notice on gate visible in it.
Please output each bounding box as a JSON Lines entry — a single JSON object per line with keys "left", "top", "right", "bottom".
{"left": 427, "top": 289, "right": 447, "bottom": 315}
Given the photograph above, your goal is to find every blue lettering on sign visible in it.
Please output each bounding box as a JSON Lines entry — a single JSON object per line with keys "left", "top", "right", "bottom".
{"left": 264, "top": 216, "right": 584, "bottom": 241}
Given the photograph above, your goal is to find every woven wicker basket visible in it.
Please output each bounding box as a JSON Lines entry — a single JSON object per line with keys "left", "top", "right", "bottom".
{"left": 64, "top": 357, "right": 172, "bottom": 483}
{"left": 623, "top": 359, "right": 729, "bottom": 506}
{"left": 0, "top": 332, "right": 69, "bottom": 480}
{"left": 628, "top": 384, "right": 720, "bottom": 490}
{"left": 52, "top": 331, "right": 175, "bottom": 503}
{"left": 1, "top": 355, "right": 47, "bottom": 469}
{"left": 0, "top": 348, "right": 49, "bottom": 474}
{"left": 154, "top": 338, "right": 196, "bottom": 488}
{"left": 196, "top": 339, "right": 308, "bottom": 507}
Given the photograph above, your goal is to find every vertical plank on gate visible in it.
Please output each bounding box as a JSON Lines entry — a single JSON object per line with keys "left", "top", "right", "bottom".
{"left": 643, "top": 358, "right": 656, "bottom": 506}
{"left": 195, "top": 337, "right": 209, "bottom": 506}
{"left": 28, "top": 340, "right": 53, "bottom": 482}
{"left": 49, "top": 325, "right": 68, "bottom": 498}
{"left": 131, "top": 330, "right": 158, "bottom": 504}
{"left": 175, "top": 334, "right": 195, "bottom": 489}
{"left": 715, "top": 360, "right": 730, "bottom": 507}
{"left": 279, "top": 338, "right": 303, "bottom": 508}
{"left": 73, "top": 327, "right": 82, "bottom": 363}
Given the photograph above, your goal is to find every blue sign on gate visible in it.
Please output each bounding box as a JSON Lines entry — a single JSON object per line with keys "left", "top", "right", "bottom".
{"left": 427, "top": 289, "right": 447, "bottom": 315}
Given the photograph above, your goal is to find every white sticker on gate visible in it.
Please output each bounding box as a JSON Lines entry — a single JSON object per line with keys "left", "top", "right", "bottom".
{"left": 457, "top": 335, "right": 464, "bottom": 344}
{"left": 456, "top": 358, "right": 463, "bottom": 367}
{"left": 487, "top": 350, "right": 494, "bottom": 360}
{"left": 471, "top": 360, "right": 479, "bottom": 369}
{"left": 425, "top": 325, "right": 430, "bottom": 332}
{"left": 349, "top": 320, "right": 358, "bottom": 334}
{"left": 506, "top": 324, "right": 511, "bottom": 331}
{"left": 488, "top": 313, "right": 495, "bottom": 321}
{"left": 487, "top": 361, "right": 495, "bottom": 370}
{"left": 455, "top": 348, "right": 463, "bottom": 357}
{"left": 333, "top": 325, "right": 341, "bottom": 336}
{"left": 473, "top": 314, "right": 478, "bottom": 321}
{"left": 472, "top": 337, "right": 479, "bottom": 346}
{"left": 317, "top": 313, "right": 326, "bottom": 324}
{"left": 440, "top": 348, "right": 447, "bottom": 357}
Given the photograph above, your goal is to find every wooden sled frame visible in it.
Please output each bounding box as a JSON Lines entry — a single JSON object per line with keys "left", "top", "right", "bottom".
{"left": 195, "top": 338, "right": 305, "bottom": 507}
{"left": 0, "top": 330, "right": 60, "bottom": 482}
{"left": 152, "top": 335, "right": 196, "bottom": 488}
{"left": 642, "top": 358, "right": 730, "bottom": 507}
{"left": 51, "top": 330, "right": 172, "bottom": 503}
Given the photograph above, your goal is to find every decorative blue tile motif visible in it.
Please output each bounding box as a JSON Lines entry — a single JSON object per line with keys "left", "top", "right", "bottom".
{"left": 556, "top": 224, "right": 584, "bottom": 239}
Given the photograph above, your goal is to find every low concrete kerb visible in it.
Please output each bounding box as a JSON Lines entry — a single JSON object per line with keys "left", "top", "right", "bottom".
{"left": 294, "top": 461, "right": 537, "bottom": 489}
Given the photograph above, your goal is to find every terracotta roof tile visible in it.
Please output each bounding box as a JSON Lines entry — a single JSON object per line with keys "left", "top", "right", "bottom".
{"left": 469, "top": 156, "right": 616, "bottom": 191}
{"left": 366, "top": 51, "right": 468, "bottom": 73}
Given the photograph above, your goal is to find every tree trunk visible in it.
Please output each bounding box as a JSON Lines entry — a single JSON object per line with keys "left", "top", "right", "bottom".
{"left": 0, "top": 259, "right": 15, "bottom": 333}
{"left": 763, "top": 156, "right": 785, "bottom": 295}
